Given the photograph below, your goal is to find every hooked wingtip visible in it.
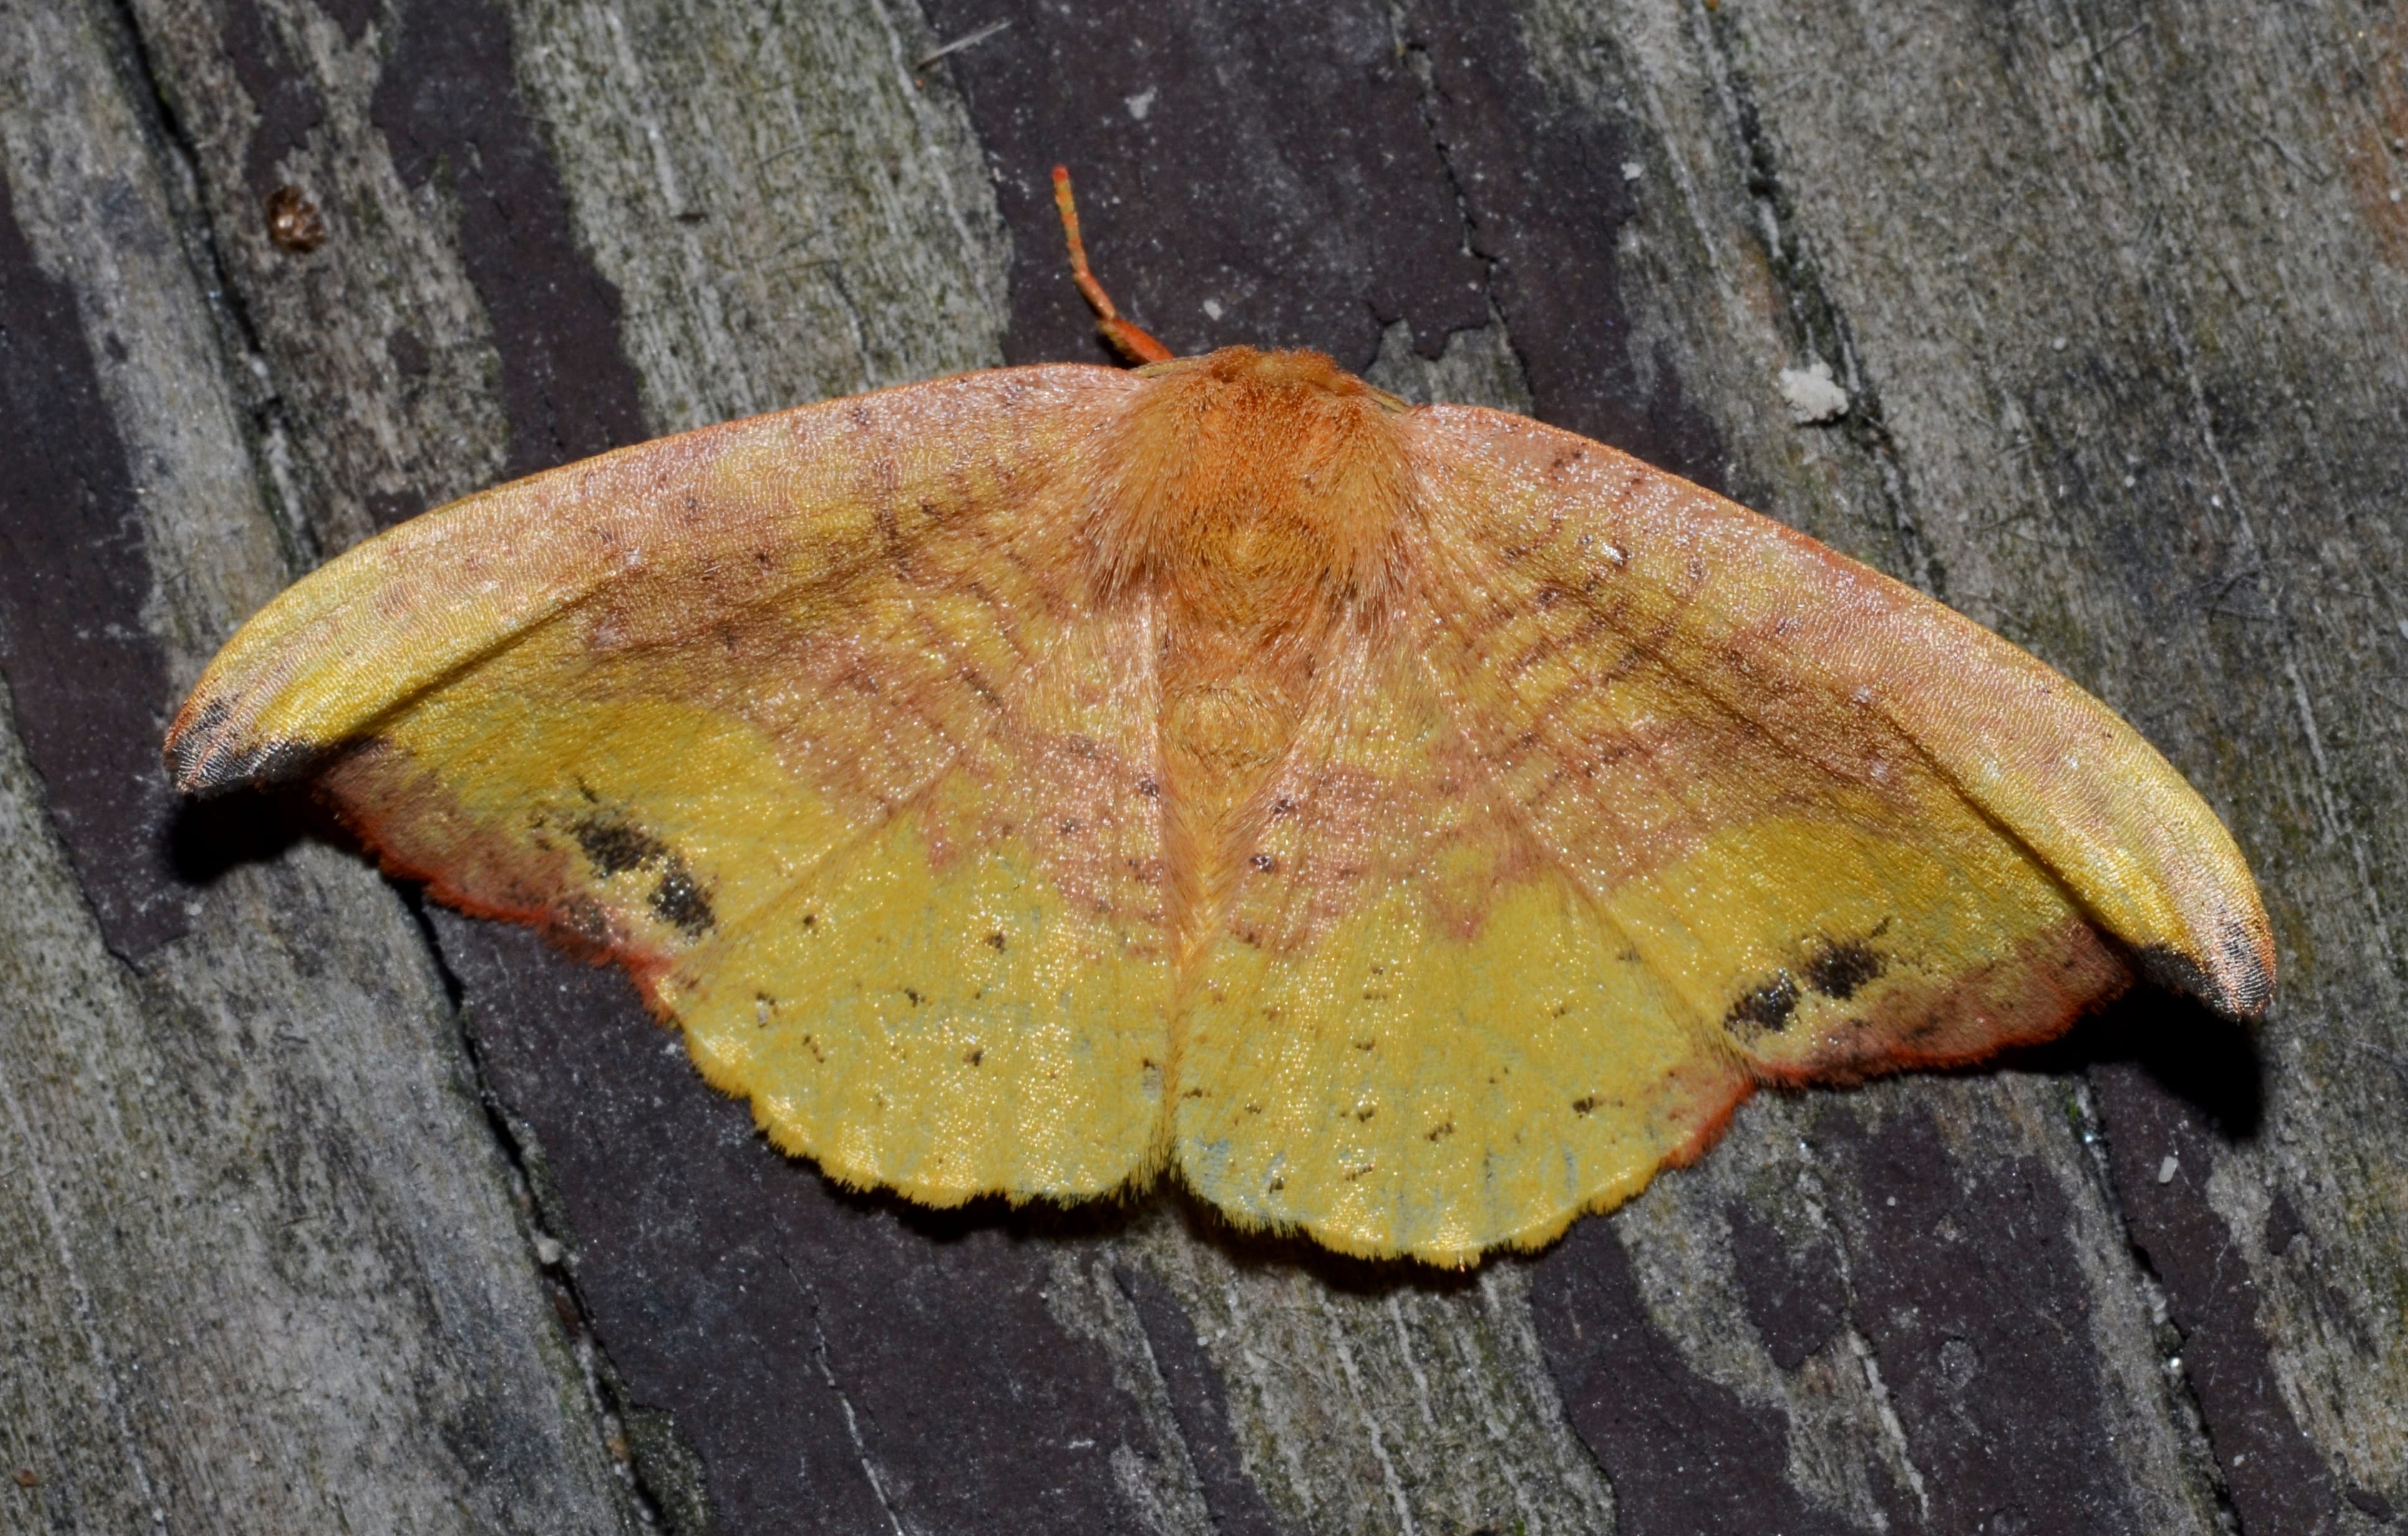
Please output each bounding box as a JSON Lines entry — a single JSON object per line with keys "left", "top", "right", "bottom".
{"left": 164, "top": 697, "right": 318, "bottom": 798}
{"left": 162, "top": 696, "right": 230, "bottom": 793}
{"left": 2136, "top": 914, "right": 2277, "bottom": 1022}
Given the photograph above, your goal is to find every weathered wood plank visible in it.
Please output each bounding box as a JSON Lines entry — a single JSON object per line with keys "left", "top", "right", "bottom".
{"left": 0, "top": 0, "right": 637, "bottom": 1528}
{"left": 8, "top": 0, "right": 2403, "bottom": 1530}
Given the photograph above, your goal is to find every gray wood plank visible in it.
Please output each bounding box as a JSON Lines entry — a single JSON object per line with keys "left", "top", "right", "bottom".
{"left": 0, "top": 0, "right": 637, "bottom": 1529}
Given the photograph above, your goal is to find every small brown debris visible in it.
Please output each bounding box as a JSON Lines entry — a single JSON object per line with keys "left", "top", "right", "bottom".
{"left": 266, "top": 185, "right": 326, "bottom": 253}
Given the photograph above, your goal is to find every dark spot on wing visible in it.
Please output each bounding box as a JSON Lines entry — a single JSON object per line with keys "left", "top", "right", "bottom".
{"left": 986, "top": 931, "right": 1007, "bottom": 951}
{"left": 1726, "top": 972, "right": 1799, "bottom": 1036}
{"left": 649, "top": 859, "right": 715, "bottom": 937}
{"left": 1805, "top": 940, "right": 1883, "bottom": 1001}
{"left": 566, "top": 808, "right": 715, "bottom": 937}
{"left": 1572, "top": 1094, "right": 1600, "bottom": 1116}
{"left": 573, "top": 812, "right": 664, "bottom": 876}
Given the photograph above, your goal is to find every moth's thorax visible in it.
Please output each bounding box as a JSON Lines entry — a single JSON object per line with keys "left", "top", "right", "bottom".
{"left": 1086, "top": 346, "right": 1412, "bottom": 632}
{"left": 1089, "top": 347, "right": 1417, "bottom": 939}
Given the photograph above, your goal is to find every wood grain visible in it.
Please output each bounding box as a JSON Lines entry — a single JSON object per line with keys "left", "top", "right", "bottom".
{"left": 4, "top": 0, "right": 2401, "bottom": 1530}
{"left": 0, "top": 0, "right": 634, "bottom": 1527}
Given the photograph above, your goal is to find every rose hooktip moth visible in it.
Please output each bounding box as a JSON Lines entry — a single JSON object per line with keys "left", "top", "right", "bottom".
{"left": 165, "top": 171, "right": 2272, "bottom": 1266}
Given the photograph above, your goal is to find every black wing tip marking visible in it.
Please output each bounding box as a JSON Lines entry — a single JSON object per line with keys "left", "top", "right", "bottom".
{"left": 2135, "top": 918, "right": 2275, "bottom": 1022}
{"left": 165, "top": 708, "right": 320, "bottom": 799}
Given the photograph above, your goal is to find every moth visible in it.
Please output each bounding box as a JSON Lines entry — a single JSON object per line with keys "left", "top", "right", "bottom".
{"left": 167, "top": 170, "right": 2272, "bottom": 1265}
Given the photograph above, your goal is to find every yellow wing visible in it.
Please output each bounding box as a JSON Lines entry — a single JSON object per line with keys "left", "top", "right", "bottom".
{"left": 1172, "top": 405, "right": 2271, "bottom": 1265}
{"left": 1172, "top": 629, "right": 1748, "bottom": 1262}
{"left": 168, "top": 366, "right": 1174, "bottom": 1204}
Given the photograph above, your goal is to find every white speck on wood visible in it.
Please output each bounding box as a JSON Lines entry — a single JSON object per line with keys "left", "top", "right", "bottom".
{"left": 1779, "top": 359, "right": 1850, "bottom": 424}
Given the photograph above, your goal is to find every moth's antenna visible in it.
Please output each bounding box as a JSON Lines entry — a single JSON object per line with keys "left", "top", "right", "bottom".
{"left": 1052, "top": 165, "right": 1175, "bottom": 365}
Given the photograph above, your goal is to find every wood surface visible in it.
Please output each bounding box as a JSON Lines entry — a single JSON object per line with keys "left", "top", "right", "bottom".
{"left": 1, "top": 0, "right": 2401, "bottom": 1531}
